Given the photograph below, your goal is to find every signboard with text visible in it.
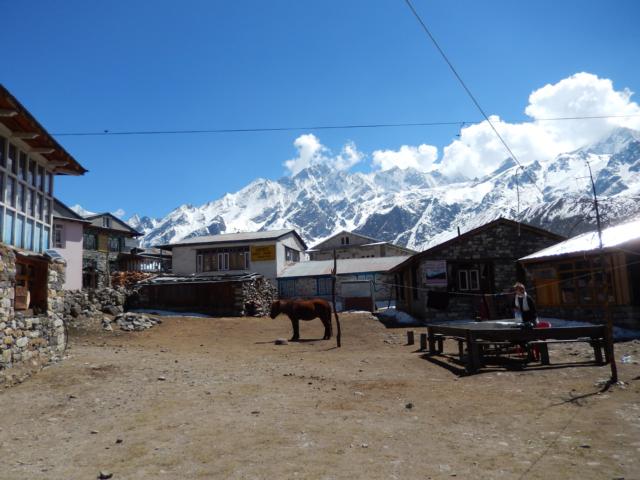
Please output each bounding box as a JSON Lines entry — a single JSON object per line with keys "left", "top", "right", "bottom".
{"left": 251, "top": 244, "right": 276, "bottom": 262}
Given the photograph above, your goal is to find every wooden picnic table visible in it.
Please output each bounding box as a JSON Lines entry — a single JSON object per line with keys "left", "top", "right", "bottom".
{"left": 425, "top": 321, "right": 610, "bottom": 373}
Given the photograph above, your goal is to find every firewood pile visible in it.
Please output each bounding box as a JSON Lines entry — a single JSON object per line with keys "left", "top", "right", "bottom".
{"left": 111, "top": 271, "right": 154, "bottom": 289}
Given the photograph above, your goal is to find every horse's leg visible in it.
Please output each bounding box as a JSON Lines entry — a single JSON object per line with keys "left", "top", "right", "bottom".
{"left": 290, "top": 317, "right": 300, "bottom": 342}
{"left": 322, "top": 314, "right": 332, "bottom": 340}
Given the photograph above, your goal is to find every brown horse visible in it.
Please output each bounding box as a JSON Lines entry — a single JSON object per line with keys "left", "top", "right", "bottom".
{"left": 270, "top": 299, "right": 333, "bottom": 341}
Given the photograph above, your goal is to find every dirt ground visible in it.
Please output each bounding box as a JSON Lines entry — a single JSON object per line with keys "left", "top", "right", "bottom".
{"left": 1, "top": 313, "right": 639, "bottom": 480}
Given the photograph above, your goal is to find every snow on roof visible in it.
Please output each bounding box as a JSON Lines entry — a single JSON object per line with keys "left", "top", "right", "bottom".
{"left": 520, "top": 218, "right": 640, "bottom": 261}
{"left": 278, "top": 256, "right": 410, "bottom": 278}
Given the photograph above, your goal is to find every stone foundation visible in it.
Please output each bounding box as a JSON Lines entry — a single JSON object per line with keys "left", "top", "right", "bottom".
{"left": 0, "top": 245, "right": 67, "bottom": 380}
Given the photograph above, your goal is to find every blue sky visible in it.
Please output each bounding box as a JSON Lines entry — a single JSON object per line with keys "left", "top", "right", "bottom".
{"left": 3, "top": 0, "right": 640, "bottom": 219}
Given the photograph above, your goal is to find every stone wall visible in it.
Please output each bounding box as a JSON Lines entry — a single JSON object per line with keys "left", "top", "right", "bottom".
{"left": 83, "top": 250, "right": 120, "bottom": 289}
{"left": 0, "top": 246, "right": 67, "bottom": 379}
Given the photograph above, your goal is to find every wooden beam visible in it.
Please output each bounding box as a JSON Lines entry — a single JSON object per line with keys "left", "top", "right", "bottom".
{"left": 30, "top": 147, "right": 55, "bottom": 154}
{"left": 11, "top": 131, "right": 40, "bottom": 139}
{"left": 0, "top": 109, "right": 18, "bottom": 117}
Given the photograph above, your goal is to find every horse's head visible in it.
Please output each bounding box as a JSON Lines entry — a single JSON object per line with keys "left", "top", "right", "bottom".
{"left": 269, "top": 300, "right": 281, "bottom": 319}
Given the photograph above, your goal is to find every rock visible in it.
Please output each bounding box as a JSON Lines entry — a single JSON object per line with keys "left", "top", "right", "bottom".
{"left": 157, "top": 376, "right": 166, "bottom": 381}
{"left": 70, "top": 305, "right": 81, "bottom": 318}
{"left": 115, "top": 438, "right": 123, "bottom": 444}
{"left": 102, "top": 305, "right": 120, "bottom": 316}
{"left": 16, "top": 337, "right": 28, "bottom": 348}
{"left": 405, "top": 402, "right": 414, "bottom": 409}
{"left": 98, "top": 471, "right": 113, "bottom": 479}
{"left": 275, "top": 338, "right": 288, "bottom": 345}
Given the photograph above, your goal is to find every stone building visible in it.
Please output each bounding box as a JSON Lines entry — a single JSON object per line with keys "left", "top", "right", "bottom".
{"left": 0, "top": 84, "right": 86, "bottom": 373}
{"left": 81, "top": 213, "right": 141, "bottom": 289}
{"left": 520, "top": 218, "right": 640, "bottom": 329}
{"left": 308, "top": 230, "right": 416, "bottom": 260}
{"left": 391, "top": 218, "right": 564, "bottom": 321}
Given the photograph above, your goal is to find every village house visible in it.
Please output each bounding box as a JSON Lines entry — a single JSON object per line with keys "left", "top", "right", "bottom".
{"left": 161, "top": 229, "right": 307, "bottom": 284}
{"left": 117, "top": 247, "right": 171, "bottom": 273}
{"left": 307, "top": 230, "right": 416, "bottom": 260}
{"left": 0, "top": 84, "right": 87, "bottom": 369}
{"left": 277, "top": 255, "right": 409, "bottom": 310}
{"left": 519, "top": 218, "right": 640, "bottom": 329}
{"left": 81, "top": 212, "right": 141, "bottom": 289}
{"left": 52, "top": 199, "right": 89, "bottom": 290}
{"left": 391, "top": 218, "right": 564, "bottom": 321}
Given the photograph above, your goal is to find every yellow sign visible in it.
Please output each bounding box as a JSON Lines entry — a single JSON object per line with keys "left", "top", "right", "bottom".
{"left": 251, "top": 244, "right": 276, "bottom": 261}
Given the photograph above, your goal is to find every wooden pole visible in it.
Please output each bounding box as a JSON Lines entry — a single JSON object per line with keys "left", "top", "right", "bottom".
{"left": 332, "top": 249, "right": 342, "bottom": 348}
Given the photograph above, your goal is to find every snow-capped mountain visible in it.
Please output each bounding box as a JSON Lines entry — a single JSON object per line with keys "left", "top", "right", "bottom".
{"left": 128, "top": 127, "right": 640, "bottom": 250}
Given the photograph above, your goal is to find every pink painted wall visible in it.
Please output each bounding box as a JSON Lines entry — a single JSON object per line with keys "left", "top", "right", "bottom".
{"left": 54, "top": 219, "right": 84, "bottom": 290}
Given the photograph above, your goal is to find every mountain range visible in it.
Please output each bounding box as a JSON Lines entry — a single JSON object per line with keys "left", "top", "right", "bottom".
{"left": 126, "top": 127, "right": 640, "bottom": 250}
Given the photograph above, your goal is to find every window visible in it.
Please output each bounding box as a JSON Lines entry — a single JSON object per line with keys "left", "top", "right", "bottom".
{"left": 28, "top": 162, "right": 36, "bottom": 186}
{"left": 5, "top": 177, "right": 14, "bottom": 206}
{"left": 3, "top": 211, "right": 14, "bottom": 245}
{"left": 34, "top": 223, "right": 42, "bottom": 252}
{"left": 43, "top": 226, "right": 50, "bottom": 250}
{"left": 35, "top": 194, "right": 41, "bottom": 220}
{"left": 38, "top": 166, "right": 45, "bottom": 191}
{"left": 83, "top": 232, "right": 97, "bottom": 250}
{"left": 317, "top": 277, "right": 333, "bottom": 296}
{"left": 0, "top": 135, "right": 5, "bottom": 167}
{"left": 15, "top": 215, "right": 24, "bottom": 248}
{"left": 25, "top": 220, "right": 33, "bottom": 251}
{"left": 54, "top": 224, "right": 64, "bottom": 248}
{"left": 102, "top": 216, "right": 112, "bottom": 228}
{"left": 457, "top": 269, "right": 480, "bottom": 291}
{"left": 199, "top": 246, "right": 249, "bottom": 272}
{"left": 109, "top": 236, "right": 121, "bottom": 252}
{"left": 285, "top": 246, "right": 300, "bottom": 263}
{"left": 7, "top": 144, "right": 16, "bottom": 173}
{"left": 196, "top": 253, "right": 203, "bottom": 273}
{"left": 19, "top": 152, "right": 27, "bottom": 181}
{"left": 16, "top": 183, "right": 24, "bottom": 212}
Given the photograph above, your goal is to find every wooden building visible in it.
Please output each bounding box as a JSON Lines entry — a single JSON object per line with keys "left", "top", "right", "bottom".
{"left": 81, "top": 213, "right": 141, "bottom": 288}
{"left": 117, "top": 247, "right": 171, "bottom": 273}
{"left": 308, "top": 230, "right": 415, "bottom": 260}
{"left": 391, "top": 218, "right": 564, "bottom": 321}
{"left": 520, "top": 218, "right": 640, "bottom": 329}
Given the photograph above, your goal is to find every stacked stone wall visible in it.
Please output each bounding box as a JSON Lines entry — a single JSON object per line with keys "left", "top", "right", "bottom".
{"left": 0, "top": 246, "right": 67, "bottom": 379}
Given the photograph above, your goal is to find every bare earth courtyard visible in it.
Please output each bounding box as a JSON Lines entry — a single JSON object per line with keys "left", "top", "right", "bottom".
{"left": 1, "top": 313, "right": 639, "bottom": 480}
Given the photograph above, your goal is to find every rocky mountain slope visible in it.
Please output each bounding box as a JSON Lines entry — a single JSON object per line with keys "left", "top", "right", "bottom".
{"left": 129, "top": 127, "right": 640, "bottom": 250}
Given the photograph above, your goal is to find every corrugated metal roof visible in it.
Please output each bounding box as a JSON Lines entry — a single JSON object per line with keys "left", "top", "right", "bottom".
{"left": 278, "top": 256, "right": 410, "bottom": 278}
{"left": 520, "top": 218, "right": 640, "bottom": 261}
{"left": 165, "top": 229, "right": 300, "bottom": 247}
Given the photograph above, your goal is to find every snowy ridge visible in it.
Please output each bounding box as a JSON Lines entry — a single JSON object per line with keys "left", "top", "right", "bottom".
{"left": 128, "top": 127, "right": 640, "bottom": 250}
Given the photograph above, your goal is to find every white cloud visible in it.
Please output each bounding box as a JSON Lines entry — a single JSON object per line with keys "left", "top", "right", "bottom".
{"left": 376, "top": 72, "right": 640, "bottom": 180}
{"left": 284, "top": 134, "right": 364, "bottom": 175}
{"left": 372, "top": 144, "right": 438, "bottom": 171}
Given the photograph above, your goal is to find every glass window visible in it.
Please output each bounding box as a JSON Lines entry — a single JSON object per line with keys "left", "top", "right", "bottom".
{"left": 469, "top": 270, "right": 480, "bottom": 290}
{"left": 8, "top": 144, "right": 16, "bottom": 173}
{"left": 458, "top": 270, "right": 469, "bottom": 291}
{"left": 109, "top": 236, "right": 120, "bottom": 252}
{"left": 34, "top": 223, "right": 42, "bottom": 252}
{"left": 45, "top": 172, "right": 52, "bottom": 195}
{"left": 35, "top": 194, "right": 42, "bottom": 220}
{"left": 3, "top": 211, "right": 14, "bottom": 245}
{"left": 285, "top": 246, "right": 300, "bottom": 263}
{"left": 15, "top": 215, "right": 24, "bottom": 248}
{"left": 25, "top": 188, "right": 33, "bottom": 217}
{"left": 38, "top": 166, "right": 45, "bottom": 191}
{"left": 29, "top": 162, "right": 36, "bottom": 186}
{"left": 102, "top": 216, "right": 111, "bottom": 228}
{"left": 25, "top": 220, "right": 33, "bottom": 251}
{"left": 54, "top": 224, "right": 64, "bottom": 248}
{"left": 43, "top": 226, "right": 50, "bottom": 250}
{"left": 0, "top": 135, "right": 5, "bottom": 167}
{"left": 83, "top": 232, "right": 97, "bottom": 250}
{"left": 19, "top": 152, "right": 27, "bottom": 180}
{"left": 16, "top": 183, "right": 24, "bottom": 212}
{"left": 43, "top": 198, "right": 50, "bottom": 222}
{"left": 5, "top": 177, "right": 14, "bottom": 206}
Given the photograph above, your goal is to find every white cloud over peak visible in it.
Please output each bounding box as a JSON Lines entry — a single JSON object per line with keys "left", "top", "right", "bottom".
{"left": 368, "top": 72, "right": 640, "bottom": 179}
{"left": 284, "top": 133, "right": 363, "bottom": 175}
{"left": 372, "top": 144, "right": 438, "bottom": 171}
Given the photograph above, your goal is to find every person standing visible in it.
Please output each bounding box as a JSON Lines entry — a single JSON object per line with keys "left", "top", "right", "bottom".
{"left": 513, "top": 282, "right": 538, "bottom": 328}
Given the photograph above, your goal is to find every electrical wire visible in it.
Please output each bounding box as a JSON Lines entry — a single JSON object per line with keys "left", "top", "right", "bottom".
{"left": 403, "top": 0, "right": 547, "bottom": 196}
{"left": 50, "top": 113, "right": 640, "bottom": 137}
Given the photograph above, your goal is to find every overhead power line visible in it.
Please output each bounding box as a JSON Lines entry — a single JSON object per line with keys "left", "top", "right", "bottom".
{"left": 403, "top": 0, "right": 546, "bottom": 196}
{"left": 50, "top": 113, "right": 640, "bottom": 137}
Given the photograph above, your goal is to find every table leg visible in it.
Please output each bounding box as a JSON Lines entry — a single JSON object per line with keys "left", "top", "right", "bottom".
{"left": 539, "top": 343, "right": 550, "bottom": 365}
{"left": 592, "top": 339, "right": 604, "bottom": 365}
{"left": 427, "top": 329, "right": 437, "bottom": 354}
{"left": 466, "top": 332, "right": 479, "bottom": 373}
{"left": 458, "top": 339, "right": 465, "bottom": 362}
{"left": 436, "top": 336, "right": 444, "bottom": 353}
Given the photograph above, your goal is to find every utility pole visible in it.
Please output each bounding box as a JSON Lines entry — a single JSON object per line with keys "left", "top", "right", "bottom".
{"left": 587, "top": 161, "right": 617, "bottom": 383}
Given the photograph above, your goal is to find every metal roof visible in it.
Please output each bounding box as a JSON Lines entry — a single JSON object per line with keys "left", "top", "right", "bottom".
{"left": 163, "top": 229, "right": 307, "bottom": 249}
{"left": 278, "top": 256, "right": 410, "bottom": 278}
{"left": 520, "top": 218, "right": 640, "bottom": 262}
